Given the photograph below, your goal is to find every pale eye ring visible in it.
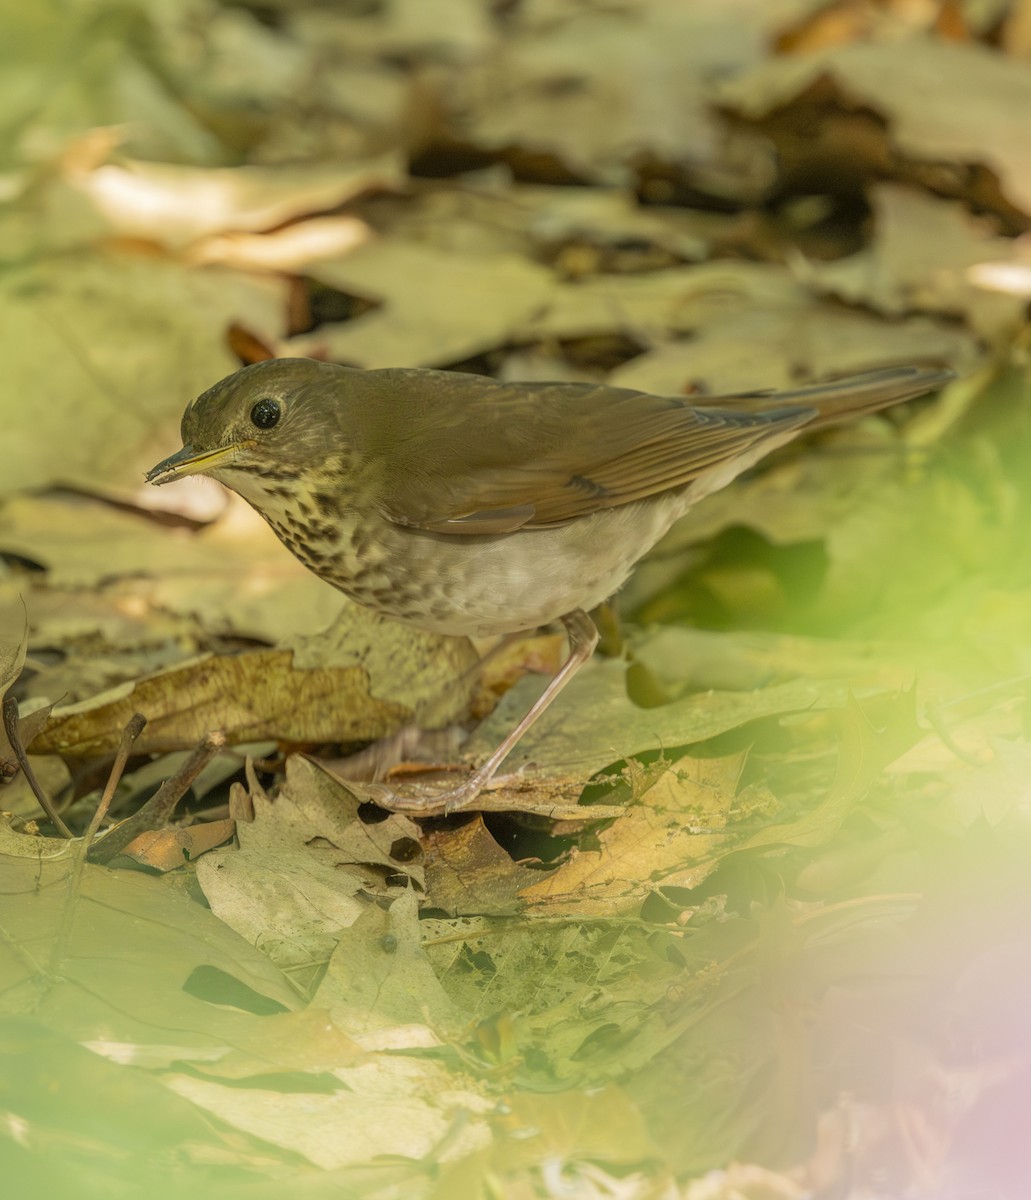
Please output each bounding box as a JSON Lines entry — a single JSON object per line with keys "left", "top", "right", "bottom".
{"left": 250, "top": 398, "right": 281, "bottom": 429}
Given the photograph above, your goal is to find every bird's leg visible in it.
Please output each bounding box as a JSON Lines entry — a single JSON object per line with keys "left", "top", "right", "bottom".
{"left": 440, "top": 608, "right": 599, "bottom": 813}
{"left": 325, "top": 631, "right": 536, "bottom": 784}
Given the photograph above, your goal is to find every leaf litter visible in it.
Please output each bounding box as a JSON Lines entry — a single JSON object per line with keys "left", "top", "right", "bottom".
{"left": 2, "top": 0, "right": 1031, "bottom": 1195}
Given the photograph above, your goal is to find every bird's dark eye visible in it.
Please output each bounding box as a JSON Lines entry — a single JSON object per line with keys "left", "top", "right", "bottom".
{"left": 250, "top": 398, "right": 281, "bottom": 429}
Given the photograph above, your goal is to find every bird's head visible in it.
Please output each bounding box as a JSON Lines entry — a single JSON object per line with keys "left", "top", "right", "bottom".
{"left": 146, "top": 358, "right": 348, "bottom": 499}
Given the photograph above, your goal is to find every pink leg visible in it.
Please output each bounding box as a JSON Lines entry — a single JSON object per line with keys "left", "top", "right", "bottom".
{"left": 441, "top": 609, "right": 599, "bottom": 813}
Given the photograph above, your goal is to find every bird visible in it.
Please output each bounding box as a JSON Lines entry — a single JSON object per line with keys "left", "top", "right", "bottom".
{"left": 147, "top": 358, "right": 953, "bottom": 811}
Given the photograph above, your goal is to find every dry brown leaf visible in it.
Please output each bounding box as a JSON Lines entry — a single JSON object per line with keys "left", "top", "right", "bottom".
{"left": 0, "top": 592, "right": 28, "bottom": 769}
{"left": 423, "top": 816, "right": 542, "bottom": 916}
{"left": 0, "top": 851, "right": 300, "bottom": 1056}
{"left": 1, "top": 491, "right": 351, "bottom": 653}
{"left": 31, "top": 650, "right": 411, "bottom": 759}
{"left": 517, "top": 753, "right": 742, "bottom": 914}
{"left": 467, "top": 653, "right": 852, "bottom": 782}
{"left": 187, "top": 215, "right": 372, "bottom": 271}
{"left": 627, "top": 625, "right": 950, "bottom": 698}
{"left": 165, "top": 1050, "right": 488, "bottom": 1169}
{"left": 76, "top": 155, "right": 404, "bottom": 248}
{"left": 0, "top": 748, "right": 67, "bottom": 821}
{"left": 520, "top": 260, "right": 979, "bottom": 395}
{"left": 522, "top": 261, "right": 743, "bottom": 344}
{"left": 289, "top": 0, "right": 493, "bottom": 64}
{"left": 285, "top": 603, "right": 477, "bottom": 722}
{"left": 311, "top": 890, "right": 461, "bottom": 1036}
{"left": 508, "top": 184, "right": 724, "bottom": 261}
{"left": 0, "top": 492, "right": 264, "bottom": 588}
{"left": 721, "top": 38, "right": 1031, "bottom": 218}
{"left": 285, "top": 240, "right": 556, "bottom": 367}
{"left": 0, "top": 254, "right": 285, "bottom": 498}
{"left": 457, "top": 0, "right": 819, "bottom": 190}
{"left": 122, "top": 820, "right": 237, "bottom": 872}
{"left": 496, "top": 1086, "right": 659, "bottom": 1169}
{"left": 0, "top": 813, "right": 72, "bottom": 860}
{"left": 809, "top": 185, "right": 1026, "bottom": 343}
{"left": 196, "top": 757, "right": 424, "bottom": 973}
{"left": 193, "top": 1007, "right": 364, "bottom": 1081}
{"left": 4, "top": 1, "right": 226, "bottom": 168}
{"left": 0, "top": 593, "right": 26, "bottom": 690}
{"left": 1002, "top": 0, "right": 1031, "bottom": 56}
{"left": 355, "top": 179, "right": 729, "bottom": 272}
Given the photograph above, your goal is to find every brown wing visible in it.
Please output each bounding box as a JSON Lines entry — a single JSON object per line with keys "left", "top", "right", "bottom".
{"left": 368, "top": 365, "right": 951, "bottom": 534}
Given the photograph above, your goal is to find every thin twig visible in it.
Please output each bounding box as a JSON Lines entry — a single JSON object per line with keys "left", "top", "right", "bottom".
{"left": 81, "top": 713, "right": 148, "bottom": 851}
{"left": 2, "top": 692, "right": 73, "bottom": 838}
{"left": 50, "top": 713, "right": 148, "bottom": 979}
{"left": 88, "top": 730, "right": 226, "bottom": 864}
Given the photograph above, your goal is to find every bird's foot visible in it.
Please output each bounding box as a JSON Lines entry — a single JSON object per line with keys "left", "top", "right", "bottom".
{"left": 440, "top": 779, "right": 485, "bottom": 816}
{"left": 348, "top": 769, "right": 489, "bottom": 817}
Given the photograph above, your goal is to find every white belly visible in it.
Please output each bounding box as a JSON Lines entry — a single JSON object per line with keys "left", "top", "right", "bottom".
{"left": 348, "top": 492, "right": 692, "bottom": 637}
{"left": 228, "top": 468, "right": 722, "bottom": 639}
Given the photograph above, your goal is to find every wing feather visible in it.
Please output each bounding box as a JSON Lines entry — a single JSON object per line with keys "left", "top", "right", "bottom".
{"left": 360, "top": 366, "right": 952, "bottom": 534}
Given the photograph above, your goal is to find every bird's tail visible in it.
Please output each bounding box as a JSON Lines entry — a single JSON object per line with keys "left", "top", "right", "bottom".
{"left": 712, "top": 366, "right": 955, "bottom": 428}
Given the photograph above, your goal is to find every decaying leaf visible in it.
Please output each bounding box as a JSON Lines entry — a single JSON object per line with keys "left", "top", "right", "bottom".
{"left": 32, "top": 614, "right": 476, "bottom": 760}
{"left": 121, "top": 819, "right": 237, "bottom": 872}
{"left": 457, "top": 0, "right": 817, "bottom": 190}
{"left": 0, "top": 255, "right": 285, "bottom": 498}
{"left": 0, "top": 850, "right": 300, "bottom": 1059}
{"left": 31, "top": 650, "right": 408, "bottom": 758}
{"left": 288, "top": 240, "right": 556, "bottom": 367}
{"left": 312, "top": 889, "right": 461, "bottom": 1036}
{"left": 423, "top": 815, "right": 543, "bottom": 916}
{"left": 518, "top": 753, "right": 743, "bottom": 914}
{"left": 76, "top": 154, "right": 404, "bottom": 248}
{"left": 465, "top": 656, "right": 849, "bottom": 780}
{"left": 164, "top": 1047, "right": 490, "bottom": 1170}
{"left": 721, "top": 38, "right": 1031, "bottom": 218}
{"left": 809, "top": 185, "right": 1027, "bottom": 343}
{"left": 196, "top": 756, "right": 423, "bottom": 974}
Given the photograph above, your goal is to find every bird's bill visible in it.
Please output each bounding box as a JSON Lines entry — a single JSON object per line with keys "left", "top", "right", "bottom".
{"left": 145, "top": 441, "right": 254, "bottom": 485}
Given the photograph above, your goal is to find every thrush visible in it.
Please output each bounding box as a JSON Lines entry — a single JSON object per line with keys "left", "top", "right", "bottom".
{"left": 147, "top": 358, "right": 953, "bottom": 811}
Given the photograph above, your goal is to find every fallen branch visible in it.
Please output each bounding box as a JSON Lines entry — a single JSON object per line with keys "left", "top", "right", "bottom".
{"left": 89, "top": 730, "right": 226, "bottom": 864}
{"left": 3, "top": 691, "right": 73, "bottom": 838}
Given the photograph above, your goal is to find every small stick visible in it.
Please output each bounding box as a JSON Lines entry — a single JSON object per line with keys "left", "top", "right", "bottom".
{"left": 88, "top": 730, "right": 226, "bottom": 865}
{"left": 81, "top": 713, "right": 148, "bottom": 851}
{"left": 2, "top": 692, "right": 73, "bottom": 839}
{"left": 50, "top": 713, "right": 148, "bottom": 979}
